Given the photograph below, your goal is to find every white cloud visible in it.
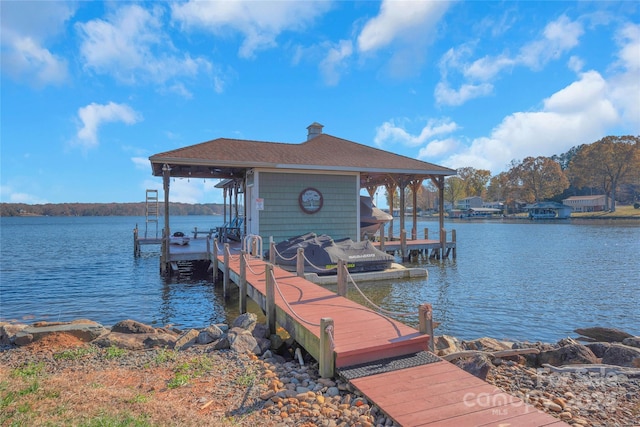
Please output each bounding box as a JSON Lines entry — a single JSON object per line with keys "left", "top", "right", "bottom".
{"left": 374, "top": 118, "right": 459, "bottom": 147}
{"left": 417, "top": 138, "right": 460, "bottom": 159}
{"left": 356, "top": 0, "right": 450, "bottom": 78}
{"left": 517, "top": 15, "right": 584, "bottom": 69}
{"left": 0, "top": 1, "right": 73, "bottom": 86}
{"left": 319, "top": 40, "right": 353, "bottom": 86}
{"left": 441, "top": 70, "right": 620, "bottom": 173}
{"left": 357, "top": 0, "right": 450, "bottom": 53}
{"left": 77, "top": 4, "right": 213, "bottom": 90}
{"left": 434, "top": 81, "right": 494, "bottom": 107}
{"left": 132, "top": 157, "right": 151, "bottom": 170}
{"left": 171, "top": 0, "right": 331, "bottom": 59}
{"left": 436, "top": 15, "right": 585, "bottom": 106}
{"left": 608, "top": 23, "right": 640, "bottom": 133}
{"left": 76, "top": 102, "right": 142, "bottom": 149}
{"left": 0, "top": 185, "right": 48, "bottom": 204}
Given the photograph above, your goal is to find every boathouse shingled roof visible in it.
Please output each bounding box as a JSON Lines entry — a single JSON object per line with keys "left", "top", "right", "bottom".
{"left": 149, "top": 132, "right": 456, "bottom": 186}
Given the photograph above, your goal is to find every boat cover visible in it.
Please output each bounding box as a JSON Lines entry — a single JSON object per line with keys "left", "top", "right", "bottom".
{"left": 267, "top": 232, "right": 394, "bottom": 275}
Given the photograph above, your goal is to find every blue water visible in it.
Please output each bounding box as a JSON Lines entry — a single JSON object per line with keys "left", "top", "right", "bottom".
{"left": 1, "top": 215, "right": 638, "bottom": 342}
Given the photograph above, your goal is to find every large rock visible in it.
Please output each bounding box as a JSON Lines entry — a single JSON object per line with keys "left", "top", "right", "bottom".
{"left": 585, "top": 342, "right": 611, "bottom": 358}
{"left": 463, "top": 337, "right": 511, "bottom": 352}
{"left": 538, "top": 344, "right": 598, "bottom": 366}
{"left": 601, "top": 343, "right": 640, "bottom": 368}
{"left": 174, "top": 329, "right": 199, "bottom": 351}
{"left": 111, "top": 319, "right": 156, "bottom": 334}
{"left": 434, "top": 335, "right": 462, "bottom": 357}
{"left": 228, "top": 327, "right": 261, "bottom": 354}
{"left": 622, "top": 336, "right": 640, "bottom": 349}
{"left": 0, "top": 323, "right": 27, "bottom": 346}
{"left": 93, "top": 332, "right": 147, "bottom": 350}
{"left": 232, "top": 313, "right": 257, "bottom": 331}
{"left": 574, "top": 327, "right": 632, "bottom": 343}
{"left": 454, "top": 354, "right": 492, "bottom": 380}
{"left": 197, "top": 325, "right": 225, "bottom": 345}
{"left": 13, "top": 320, "right": 106, "bottom": 346}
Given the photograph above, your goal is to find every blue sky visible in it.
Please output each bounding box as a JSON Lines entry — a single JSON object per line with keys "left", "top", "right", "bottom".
{"left": 1, "top": 1, "right": 638, "bottom": 204}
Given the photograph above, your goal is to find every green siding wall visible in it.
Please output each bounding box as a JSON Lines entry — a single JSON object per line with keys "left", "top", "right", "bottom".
{"left": 258, "top": 172, "right": 358, "bottom": 243}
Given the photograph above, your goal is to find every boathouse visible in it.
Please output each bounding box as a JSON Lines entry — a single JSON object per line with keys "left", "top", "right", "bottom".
{"left": 148, "top": 123, "right": 456, "bottom": 271}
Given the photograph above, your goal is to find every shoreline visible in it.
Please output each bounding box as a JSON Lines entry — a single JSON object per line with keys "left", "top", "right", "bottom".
{"left": 2, "top": 317, "right": 639, "bottom": 426}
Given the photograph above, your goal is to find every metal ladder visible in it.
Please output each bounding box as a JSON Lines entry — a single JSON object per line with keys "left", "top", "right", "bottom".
{"left": 145, "top": 189, "right": 159, "bottom": 238}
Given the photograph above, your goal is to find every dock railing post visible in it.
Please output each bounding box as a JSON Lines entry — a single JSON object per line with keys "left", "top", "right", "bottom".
{"left": 452, "top": 229, "right": 457, "bottom": 259}
{"left": 269, "top": 240, "right": 276, "bottom": 264}
{"left": 239, "top": 250, "right": 247, "bottom": 314}
{"left": 380, "top": 224, "right": 385, "bottom": 251}
{"left": 419, "top": 303, "right": 435, "bottom": 353}
{"left": 337, "top": 259, "right": 347, "bottom": 296}
{"left": 320, "top": 317, "right": 335, "bottom": 378}
{"left": 212, "top": 238, "right": 219, "bottom": 282}
{"left": 223, "top": 243, "right": 230, "bottom": 299}
{"left": 424, "top": 228, "right": 429, "bottom": 240}
{"left": 296, "top": 247, "right": 305, "bottom": 277}
{"left": 401, "top": 229, "right": 407, "bottom": 261}
{"left": 265, "top": 264, "right": 276, "bottom": 335}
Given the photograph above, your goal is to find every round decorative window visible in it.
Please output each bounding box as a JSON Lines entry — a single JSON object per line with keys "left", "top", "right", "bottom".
{"left": 299, "top": 187, "right": 323, "bottom": 214}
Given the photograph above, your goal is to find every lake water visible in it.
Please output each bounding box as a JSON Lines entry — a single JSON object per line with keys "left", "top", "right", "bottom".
{"left": 0, "top": 215, "right": 638, "bottom": 343}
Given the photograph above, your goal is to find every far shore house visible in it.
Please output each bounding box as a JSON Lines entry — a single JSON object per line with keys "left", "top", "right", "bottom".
{"left": 562, "top": 195, "right": 607, "bottom": 212}
{"left": 148, "top": 123, "right": 456, "bottom": 260}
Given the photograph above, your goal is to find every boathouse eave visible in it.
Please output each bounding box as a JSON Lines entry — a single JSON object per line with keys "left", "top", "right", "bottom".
{"left": 149, "top": 157, "right": 456, "bottom": 181}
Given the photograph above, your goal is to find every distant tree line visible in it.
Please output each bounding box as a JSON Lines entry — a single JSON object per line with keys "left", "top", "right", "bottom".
{"left": 0, "top": 202, "right": 227, "bottom": 217}
{"left": 405, "top": 135, "right": 640, "bottom": 213}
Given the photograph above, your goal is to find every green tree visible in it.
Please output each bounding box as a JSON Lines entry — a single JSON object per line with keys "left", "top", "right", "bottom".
{"left": 567, "top": 135, "right": 640, "bottom": 212}
{"left": 456, "top": 167, "right": 491, "bottom": 197}
{"left": 508, "top": 156, "right": 569, "bottom": 203}
{"left": 444, "top": 176, "right": 466, "bottom": 207}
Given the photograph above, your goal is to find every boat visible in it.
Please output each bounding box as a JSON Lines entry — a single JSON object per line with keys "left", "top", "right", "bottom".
{"left": 170, "top": 231, "right": 190, "bottom": 245}
{"left": 526, "top": 202, "right": 572, "bottom": 220}
{"left": 360, "top": 196, "right": 393, "bottom": 238}
{"left": 266, "top": 232, "right": 395, "bottom": 275}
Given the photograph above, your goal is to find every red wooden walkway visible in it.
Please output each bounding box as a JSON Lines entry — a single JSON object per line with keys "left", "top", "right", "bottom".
{"left": 218, "top": 251, "right": 565, "bottom": 426}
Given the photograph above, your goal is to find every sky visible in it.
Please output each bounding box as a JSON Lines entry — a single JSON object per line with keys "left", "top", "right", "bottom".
{"left": 1, "top": 1, "right": 639, "bottom": 205}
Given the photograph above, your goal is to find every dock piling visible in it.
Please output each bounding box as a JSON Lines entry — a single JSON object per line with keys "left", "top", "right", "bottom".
{"left": 265, "top": 264, "right": 276, "bottom": 335}
{"left": 239, "top": 250, "right": 247, "bottom": 314}
{"left": 320, "top": 317, "right": 335, "bottom": 378}
{"left": 419, "top": 303, "right": 435, "bottom": 353}
{"left": 296, "top": 247, "right": 305, "bottom": 277}
{"left": 223, "top": 243, "right": 230, "bottom": 299}
{"left": 337, "top": 260, "right": 347, "bottom": 296}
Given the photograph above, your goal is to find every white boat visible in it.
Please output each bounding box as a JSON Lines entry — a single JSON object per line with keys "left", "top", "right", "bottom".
{"left": 170, "top": 232, "right": 190, "bottom": 245}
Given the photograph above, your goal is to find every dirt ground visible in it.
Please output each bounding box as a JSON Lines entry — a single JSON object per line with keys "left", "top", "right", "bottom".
{"left": 0, "top": 333, "right": 283, "bottom": 426}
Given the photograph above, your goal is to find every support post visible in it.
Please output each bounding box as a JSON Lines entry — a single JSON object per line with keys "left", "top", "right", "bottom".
{"left": 212, "top": 238, "right": 219, "bottom": 282}
{"left": 265, "top": 264, "right": 276, "bottom": 335}
{"left": 296, "top": 247, "right": 305, "bottom": 277}
{"left": 440, "top": 228, "right": 447, "bottom": 260}
{"left": 452, "top": 229, "right": 457, "bottom": 259}
{"left": 424, "top": 228, "right": 429, "bottom": 240}
{"left": 320, "top": 318, "right": 335, "bottom": 378}
{"left": 400, "top": 229, "right": 407, "bottom": 261}
{"left": 223, "top": 243, "right": 230, "bottom": 299}
{"left": 337, "top": 260, "right": 347, "bottom": 296}
{"left": 133, "top": 226, "right": 140, "bottom": 257}
{"left": 239, "top": 250, "right": 247, "bottom": 314}
{"left": 419, "top": 303, "right": 435, "bottom": 353}
{"left": 269, "top": 241, "right": 276, "bottom": 264}
{"left": 379, "top": 224, "right": 385, "bottom": 251}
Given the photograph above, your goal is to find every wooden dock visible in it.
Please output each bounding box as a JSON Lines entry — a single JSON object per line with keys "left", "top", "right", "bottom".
{"left": 211, "top": 243, "right": 564, "bottom": 427}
